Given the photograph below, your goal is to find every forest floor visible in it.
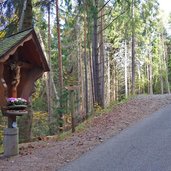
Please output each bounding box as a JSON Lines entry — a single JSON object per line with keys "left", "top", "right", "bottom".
{"left": 1, "top": 94, "right": 171, "bottom": 171}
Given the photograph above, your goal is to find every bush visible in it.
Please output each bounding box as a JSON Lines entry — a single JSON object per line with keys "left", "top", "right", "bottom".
{"left": 32, "top": 111, "right": 49, "bottom": 137}
{"left": 0, "top": 113, "right": 6, "bottom": 153}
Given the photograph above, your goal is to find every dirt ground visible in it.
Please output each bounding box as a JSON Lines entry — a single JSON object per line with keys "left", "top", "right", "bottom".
{"left": 0, "top": 94, "right": 171, "bottom": 171}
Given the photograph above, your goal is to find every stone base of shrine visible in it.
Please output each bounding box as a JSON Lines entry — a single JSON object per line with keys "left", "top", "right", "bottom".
{"left": 3, "top": 128, "right": 19, "bottom": 157}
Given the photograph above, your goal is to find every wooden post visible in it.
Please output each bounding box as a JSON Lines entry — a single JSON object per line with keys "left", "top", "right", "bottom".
{"left": 70, "top": 90, "right": 75, "bottom": 133}
{"left": 65, "top": 86, "right": 79, "bottom": 133}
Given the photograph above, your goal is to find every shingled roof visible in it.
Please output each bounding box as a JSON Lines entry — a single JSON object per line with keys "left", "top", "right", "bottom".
{"left": 0, "top": 28, "right": 49, "bottom": 71}
{"left": 0, "top": 29, "right": 32, "bottom": 57}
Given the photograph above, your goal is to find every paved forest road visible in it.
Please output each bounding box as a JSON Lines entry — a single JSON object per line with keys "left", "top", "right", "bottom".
{"left": 58, "top": 104, "right": 171, "bottom": 171}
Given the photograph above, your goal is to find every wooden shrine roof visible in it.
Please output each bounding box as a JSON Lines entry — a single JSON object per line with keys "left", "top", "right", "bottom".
{"left": 0, "top": 28, "right": 49, "bottom": 71}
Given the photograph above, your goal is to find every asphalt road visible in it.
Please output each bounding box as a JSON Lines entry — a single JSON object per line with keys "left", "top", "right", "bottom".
{"left": 58, "top": 104, "right": 171, "bottom": 171}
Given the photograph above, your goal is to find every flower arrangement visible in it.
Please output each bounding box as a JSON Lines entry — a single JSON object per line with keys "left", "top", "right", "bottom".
{"left": 6, "top": 97, "right": 28, "bottom": 106}
{"left": 2, "top": 97, "right": 28, "bottom": 116}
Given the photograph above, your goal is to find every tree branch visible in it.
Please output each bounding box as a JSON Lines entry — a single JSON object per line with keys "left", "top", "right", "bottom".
{"left": 98, "top": 0, "right": 111, "bottom": 13}
{"left": 97, "top": 7, "right": 112, "bottom": 19}
{"left": 98, "top": 8, "right": 129, "bottom": 35}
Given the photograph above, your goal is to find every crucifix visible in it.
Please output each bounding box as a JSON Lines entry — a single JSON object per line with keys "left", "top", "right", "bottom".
{"left": 10, "top": 61, "right": 21, "bottom": 98}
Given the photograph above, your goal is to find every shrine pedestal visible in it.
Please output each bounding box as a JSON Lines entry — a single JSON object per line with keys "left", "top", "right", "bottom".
{"left": 3, "top": 128, "right": 19, "bottom": 157}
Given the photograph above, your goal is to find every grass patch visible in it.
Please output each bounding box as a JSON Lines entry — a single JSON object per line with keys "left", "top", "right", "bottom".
{"left": 75, "top": 122, "right": 87, "bottom": 133}
{"left": 58, "top": 130, "right": 72, "bottom": 141}
{"left": 0, "top": 145, "right": 3, "bottom": 154}
{"left": 58, "top": 122, "right": 87, "bottom": 140}
{"left": 57, "top": 120, "right": 88, "bottom": 141}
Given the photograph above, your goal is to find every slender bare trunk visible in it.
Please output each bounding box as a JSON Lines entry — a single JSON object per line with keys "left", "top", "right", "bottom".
{"left": 22, "top": 0, "right": 32, "bottom": 30}
{"left": 18, "top": 0, "right": 27, "bottom": 31}
{"left": 88, "top": 47, "right": 94, "bottom": 113}
{"left": 138, "top": 65, "right": 141, "bottom": 94}
{"left": 160, "top": 73, "right": 164, "bottom": 94}
{"left": 113, "top": 61, "right": 116, "bottom": 101}
{"left": 56, "top": 0, "right": 63, "bottom": 91}
{"left": 162, "top": 34, "right": 170, "bottom": 94}
{"left": 47, "top": 4, "right": 53, "bottom": 133}
{"left": 124, "top": 40, "right": 128, "bottom": 98}
{"left": 149, "top": 54, "right": 153, "bottom": 95}
{"left": 56, "top": 0, "right": 63, "bottom": 131}
{"left": 131, "top": 0, "right": 135, "bottom": 95}
{"left": 92, "top": 0, "right": 99, "bottom": 105}
{"left": 83, "top": 11, "right": 88, "bottom": 117}
{"left": 78, "top": 38, "right": 85, "bottom": 113}
{"left": 99, "top": 6, "right": 105, "bottom": 107}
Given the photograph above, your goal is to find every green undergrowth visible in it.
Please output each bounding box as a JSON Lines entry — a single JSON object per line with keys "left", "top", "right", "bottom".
{"left": 58, "top": 130, "right": 72, "bottom": 141}
{"left": 0, "top": 145, "right": 3, "bottom": 154}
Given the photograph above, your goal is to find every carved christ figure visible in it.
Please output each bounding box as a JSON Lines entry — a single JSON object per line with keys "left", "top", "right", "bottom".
{"left": 10, "top": 62, "right": 21, "bottom": 98}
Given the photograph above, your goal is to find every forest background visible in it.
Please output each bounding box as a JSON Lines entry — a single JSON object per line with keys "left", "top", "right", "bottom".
{"left": 0, "top": 0, "right": 171, "bottom": 150}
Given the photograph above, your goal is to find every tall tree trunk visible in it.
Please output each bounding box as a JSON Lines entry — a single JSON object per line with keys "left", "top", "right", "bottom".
{"left": 162, "top": 34, "right": 170, "bottom": 94}
{"left": 106, "top": 51, "right": 110, "bottom": 105}
{"left": 47, "top": 3, "right": 53, "bottom": 134}
{"left": 159, "top": 35, "right": 164, "bottom": 94}
{"left": 78, "top": 38, "right": 84, "bottom": 113}
{"left": 88, "top": 47, "right": 94, "bottom": 113}
{"left": 124, "top": 40, "right": 128, "bottom": 98}
{"left": 56, "top": 0, "right": 63, "bottom": 91}
{"left": 138, "top": 65, "right": 141, "bottom": 94}
{"left": 56, "top": 0, "right": 63, "bottom": 131}
{"left": 18, "top": 99, "right": 33, "bottom": 142}
{"left": 92, "top": 0, "right": 99, "bottom": 106}
{"left": 99, "top": 3, "right": 105, "bottom": 107}
{"left": 149, "top": 53, "right": 153, "bottom": 95}
{"left": 164, "top": 60, "right": 170, "bottom": 94}
{"left": 113, "top": 60, "right": 116, "bottom": 101}
{"left": 131, "top": 0, "right": 135, "bottom": 95}
{"left": 76, "top": 23, "right": 82, "bottom": 115}
{"left": 87, "top": 12, "right": 95, "bottom": 106}
{"left": 147, "top": 63, "right": 149, "bottom": 94}
{"left": 83, "top": 10, "right": 88, "bottom": 117}
{"left": 22, "top": 0, "right": 32, "bottom": 30}
{"left": 160, "top": 72, "right": 164, "bottom": 94}
{"left": 18, "top": 0, "right": 27, "bottom": 31}
{"left": 110, "top": 59, "right": 116, "bottom": 101}
{"left": 128, "top": 63, "right": 132, "bottom": 95}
